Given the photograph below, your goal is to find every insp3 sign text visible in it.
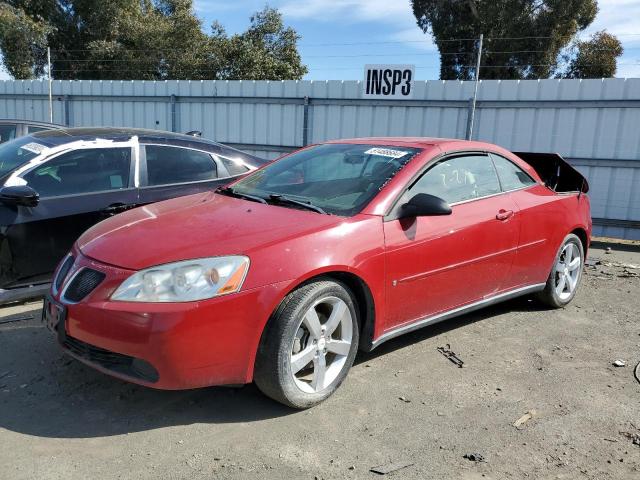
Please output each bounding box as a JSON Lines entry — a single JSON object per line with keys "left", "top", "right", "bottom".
{"left": 364, "top": 65, "right": 415, "bottom": 100}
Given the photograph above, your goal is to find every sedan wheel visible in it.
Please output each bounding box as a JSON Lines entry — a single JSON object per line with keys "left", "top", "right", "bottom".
{"left": 554, "top": 242, "right": 582, "bottom": 300}
{"left": 254, "top": 280, "right": 359, "bottom": 409}
{"left": 537, "top": 233, "right": 584, "bottom": 308}
{"left": 290, "top": 296, "right": 353, "bottom": 393}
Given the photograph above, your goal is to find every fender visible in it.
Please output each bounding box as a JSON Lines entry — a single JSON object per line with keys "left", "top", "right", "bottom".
{"left": 244, "top": 264, "right": 381, "bottom": 382}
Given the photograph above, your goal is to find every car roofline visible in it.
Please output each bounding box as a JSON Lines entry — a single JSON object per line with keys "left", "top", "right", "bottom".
{"left": 28, "top": 128, "right": 227, "bottom": 149}
{"left": 0, "top": 119, "right": 65, "bottom": 128}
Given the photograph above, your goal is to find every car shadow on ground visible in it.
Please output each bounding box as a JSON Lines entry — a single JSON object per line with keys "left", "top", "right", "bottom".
{"left": 0, "top": 296, "right": 544, "bottom": 439}
{"left": 356, "top": 295, "right": 545, "bottom": 364}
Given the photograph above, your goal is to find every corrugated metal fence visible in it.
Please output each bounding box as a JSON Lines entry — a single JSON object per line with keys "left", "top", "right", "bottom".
{"left": 1, "top": 78, "right": 639, "bottom": 239}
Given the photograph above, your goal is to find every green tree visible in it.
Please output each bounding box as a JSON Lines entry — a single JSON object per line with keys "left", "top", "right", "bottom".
{"left": 411, "top": 0, "right": 609, "bottom": 80}
{"left": 0, "top": 1, "right": 307, "bottom": 80}
{"left": 0, "top": 3, "right": 51, "bottom": 79}
{"left": 217, "top": 8, "right": 308, "bottom": 81}
{"left": 560, "top": 31, "right": 623, "bottom": 79}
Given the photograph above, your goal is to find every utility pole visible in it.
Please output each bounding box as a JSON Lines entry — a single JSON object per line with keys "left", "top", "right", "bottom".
{"left": 47, "top": 46, "right": 53, "bottom": 123}
{"left": 467, "top": 34, "right": 483, "bottom": 140}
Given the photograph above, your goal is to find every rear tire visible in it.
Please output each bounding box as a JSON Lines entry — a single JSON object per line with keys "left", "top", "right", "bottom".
{"left": 254, "top": 280, "right": 359, "bottom": 409}
{"left": 537, "top": 233, "right": 584, "bottom": 308}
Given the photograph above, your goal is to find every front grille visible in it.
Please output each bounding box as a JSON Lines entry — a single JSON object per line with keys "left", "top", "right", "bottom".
{"left": 62, "top": 334, "right": 159, "bottom": 383}
{"left": 64, "top": 268, "right": 105, "bottom": 302}
{"left": 54, "top": 255, "right": 75, "bottom": 293}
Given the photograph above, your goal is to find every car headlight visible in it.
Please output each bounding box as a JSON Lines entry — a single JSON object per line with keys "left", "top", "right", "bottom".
{"left": 111, "top": 256, "right": 249, "bottom": 302}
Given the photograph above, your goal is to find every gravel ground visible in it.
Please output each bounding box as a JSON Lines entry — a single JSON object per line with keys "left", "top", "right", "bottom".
{"left": 0, "top": 242, "right": 639, "bottom": 480}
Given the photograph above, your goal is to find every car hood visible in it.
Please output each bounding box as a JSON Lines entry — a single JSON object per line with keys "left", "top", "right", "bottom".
{"left": 78, "top": 192, "right": 344, "bottom": 270}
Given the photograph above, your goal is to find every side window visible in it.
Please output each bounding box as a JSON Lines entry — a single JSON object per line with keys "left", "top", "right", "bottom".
{"left": 145, "top": 146, "right": 217, "bottom": 186}
{"left": 219, "top": 155, "right": 250, "bottom": 176}
{"left": 409, "top": 154, "right": 501, "bottom": 204}
{"left": 27, "top": 125, "right": 52, "bottom": 134}
{"left": 491, "top": 154, "right": 536, "bottom": 191}
{"left": 23, "top": 148, "right": 131, "bottom": 198}
{"left": 0, "top": 124, "right": 17, "bottom": 144}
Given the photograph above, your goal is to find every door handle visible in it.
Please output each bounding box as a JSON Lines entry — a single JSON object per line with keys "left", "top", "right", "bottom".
{"left": 496, "top": 209, "right": 514, "bottom": 221}
{"left": 101, "top": 203, "right": 129, "bottom": 215}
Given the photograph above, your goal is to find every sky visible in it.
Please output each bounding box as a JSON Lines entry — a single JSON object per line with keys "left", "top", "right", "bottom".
{"left": 1, "top": 0, "right": 638, "bottom": 81}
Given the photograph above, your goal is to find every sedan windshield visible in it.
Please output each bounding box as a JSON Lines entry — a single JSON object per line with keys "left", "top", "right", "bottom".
{"left": 0, "top": 136, "right": 48, "bottom": 178}
{"left": 231, "top": 143, "right": 421, "bottom": 216}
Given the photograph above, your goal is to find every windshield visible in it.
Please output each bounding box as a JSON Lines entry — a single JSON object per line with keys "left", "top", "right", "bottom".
{"left": 0, "top": 136, "right": 48, "bottom": 178}
{"left": 231, "top": 143, "right": 421, "bottom": 216}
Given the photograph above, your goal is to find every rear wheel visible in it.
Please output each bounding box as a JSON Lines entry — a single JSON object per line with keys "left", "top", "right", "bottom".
{"left": 254, "top": 280, "right": 359, "bottom": 409}
{"left": 537, "top": 233, "right": 584, "bottom": 308}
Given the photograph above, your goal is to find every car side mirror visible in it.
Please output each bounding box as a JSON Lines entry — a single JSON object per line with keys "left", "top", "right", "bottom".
{"left": 400, "top": 193, "right": 451, "bottom": 218}
{"left": 0, "top": 185, "right": 40, "bottom": 207}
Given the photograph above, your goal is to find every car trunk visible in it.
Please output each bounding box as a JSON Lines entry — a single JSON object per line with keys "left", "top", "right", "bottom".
{"left": 514, "top": 152, "right": 589, "bottom": 194}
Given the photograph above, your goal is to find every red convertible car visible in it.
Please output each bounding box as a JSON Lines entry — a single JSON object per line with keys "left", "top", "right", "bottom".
{"left": 44, "top": 138, "right": 591, "bottom": 408}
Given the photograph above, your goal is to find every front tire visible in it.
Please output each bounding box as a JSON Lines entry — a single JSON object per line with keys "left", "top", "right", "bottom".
{"left": 254, "top": 280, "right": 359, "bottom": 409}
{"left": 537, "top": 233, "right": 584, "bottom": 308}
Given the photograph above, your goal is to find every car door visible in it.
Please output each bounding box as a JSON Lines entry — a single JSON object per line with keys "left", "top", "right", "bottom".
{"left": 1, "top": 146, "right": 137, "bottom": 287}
{"left": 490, "top": 153, "right": 562, "bottom": 287}
{"left": 138, "top": 144, "right": 230, "bottom": 204}
{"left": 383, "top": 153, "right": 520, "bottom": 331}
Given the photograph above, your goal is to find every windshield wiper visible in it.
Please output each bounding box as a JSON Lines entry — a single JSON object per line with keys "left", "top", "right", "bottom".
{"left": 216, "top": 186, "right": 267, "bottom": 204}
{"left": 268, "top": 194, "right": 328, "bottom": 214}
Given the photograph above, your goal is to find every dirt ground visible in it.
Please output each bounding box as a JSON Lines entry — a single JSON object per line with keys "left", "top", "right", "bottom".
{"left": 0, "top": 241, "right": 639, "bottom": 480}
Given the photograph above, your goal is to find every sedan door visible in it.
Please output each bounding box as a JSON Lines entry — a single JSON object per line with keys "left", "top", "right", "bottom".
{"left": 138, "top": 145, "right": 230, "bottom": 204}
{"left": 490, "top": 153, "right": 569, "bottom": 287}
{"left": 383, "top": 153, "right": 520, "bottom": 332}
{"left": 0, "top": 146, "right": 137, "bottom": 288}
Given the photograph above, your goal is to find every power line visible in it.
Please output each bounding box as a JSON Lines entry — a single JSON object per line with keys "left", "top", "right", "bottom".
{"left": 46, "top": 35, "right": 640, "bottom": 53}
{"left": 48, "top": 56, "right": 639, "bottom": 66}
{"left": 477, "top": 62, "right": 640, "bottom": 68}
{"left": 300, "top": 38, "right": 477, "bottom": 46}
{"left": 49, "top": 53, "right": 470, "bottom": 62}
{"left": 46, "top": 46, "right": 639, "bottom": 63}
{"left": 303, "top": 66, "right": 443, "bottom": 71}
{"left": 302, "top": 33, "right": 640, "bottom": 47}
{"left": 50, "top": 60, "right": 640, "bottom": 74}
{"left": 31, "top": 34, "right": 640, "bottom": 54}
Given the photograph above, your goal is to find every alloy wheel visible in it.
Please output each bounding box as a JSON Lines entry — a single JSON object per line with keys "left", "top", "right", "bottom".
{"left": 290, "top": 296, "right": 353, "bottom": 393}
{"left": 554, "top": 242, "right": 582, "bottom": 300}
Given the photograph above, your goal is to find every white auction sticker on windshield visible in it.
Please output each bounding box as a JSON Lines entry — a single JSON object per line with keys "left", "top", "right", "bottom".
{"left": 20, "top": 142, "right": 47, "bottom": 154}
{"left": 364, "top": 147, "right": 409, "bottom": 159}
